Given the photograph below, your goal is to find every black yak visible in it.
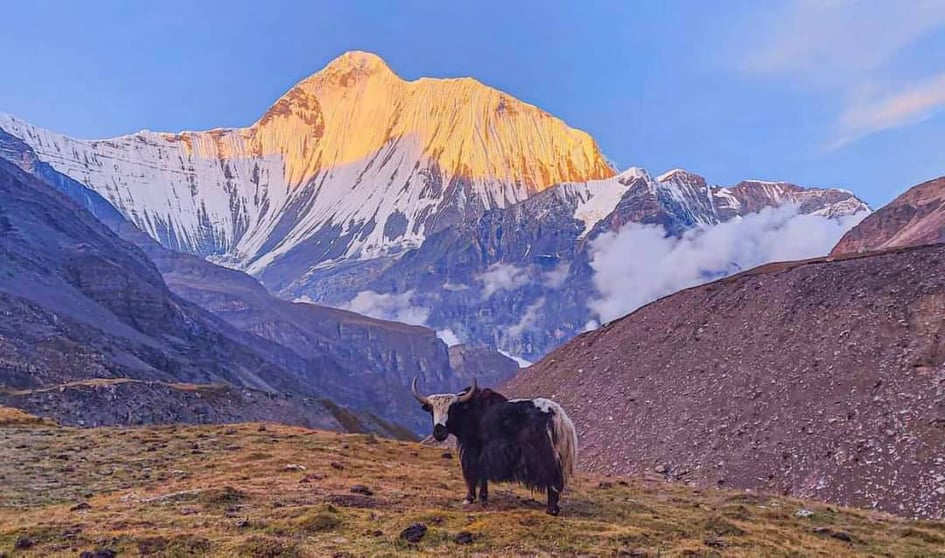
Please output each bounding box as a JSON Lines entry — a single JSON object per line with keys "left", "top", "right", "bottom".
{"left": 411, "top": 376, "right": 578, "bottom": 515}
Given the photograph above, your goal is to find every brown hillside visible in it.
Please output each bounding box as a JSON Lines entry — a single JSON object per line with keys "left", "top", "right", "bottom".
{"left": 506, "top": 244, "right": 945, "bottom": 519}
{"left": 833, "top": 176, "right": 945, "bottom": 255}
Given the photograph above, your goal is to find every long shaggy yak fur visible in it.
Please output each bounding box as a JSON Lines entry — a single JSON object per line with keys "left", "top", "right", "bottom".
{"left": 416, "top": 382, "right": 578, "bottom": 516}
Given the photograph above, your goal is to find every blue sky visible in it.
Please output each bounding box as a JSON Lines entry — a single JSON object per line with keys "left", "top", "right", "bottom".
{"left": 3, "top": 0, "right": 945, "bottom": 207}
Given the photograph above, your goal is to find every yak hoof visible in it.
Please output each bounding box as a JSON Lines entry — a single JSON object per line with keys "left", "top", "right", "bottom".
{"left": 546, "top": 506, "right": 560, "bottom": 516}
{"left": 462, "top": 498, "right": 474, "bottom": 505}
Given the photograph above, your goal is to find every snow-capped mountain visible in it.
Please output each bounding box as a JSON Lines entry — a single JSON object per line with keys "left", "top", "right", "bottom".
{"left": 330, "top": 167, "right": 869, "bottom": 359}
{"left": 0, "top": 51, "right": 611, "bottom": 273}
{"left": 0, "top": 51, "right": 869, "bottom": 360}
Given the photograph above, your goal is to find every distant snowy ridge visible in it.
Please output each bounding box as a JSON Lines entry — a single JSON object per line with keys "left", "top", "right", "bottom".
{"left": 549, "top": 167, "right": 868, "bottom": 238}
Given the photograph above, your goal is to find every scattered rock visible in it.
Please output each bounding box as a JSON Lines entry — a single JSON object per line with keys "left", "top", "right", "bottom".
{"left": 454, "top": 531, "right": 474, "bottom": 545}
{"left": 257, "top": 425, "right": 267, "bottom": 432}
{"left": 70, "top": 502, "right": 92, "bottom": 512}
{"left": 236, "top": 519, "right": 252, "bottom": 529}
{"left": 704, "top": 535, "right": 727, "bottom": 548}
{"left": 14, "top": 537, "right": 33, "bottom": 550}
{"left": 400, "top": 523, "right": 427, "bottom": 544}
{"left": 300, "top": 473, "right": 324, "bottom": 483}
{"left": 654, "top": 464, "right": 667, "bottom": 474}
{"left": 441, "top": 451, "right": 453, "bottom": 459}
{"left": 79, "top": 550, "right": 116, "bottom": 558}
{"left": 598, "top": 481, "right": 614, "bottom": 489}
{"left": 372, "top": 530, "right": 383, "bottom": 537}
{"left": 813, "top": 527, "right": 853, "bottom": 542}
{"left": 224, "top": 445, "right": 241, "bottom": 451}
{"left": 795, "top": 508, "right": 814, "bottom": 518}
{"left": 330, "top": 461, "right": 345, "bottom": 471}
{"left": 284, "top": 464, "right": 306, "bottom": 471}
{"left": 350, "top": 485, "right": 374, "bottom": 496}
{"left": 616, "top": 549, "right": 647, "bottom": 557}
{"left": 327, "top": 494, "right": 380, "bottom": 509}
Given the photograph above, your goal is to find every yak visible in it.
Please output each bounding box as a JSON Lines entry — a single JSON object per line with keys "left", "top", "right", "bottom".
{"left": 411, "top": 376, "right": 578, "bottom": 515}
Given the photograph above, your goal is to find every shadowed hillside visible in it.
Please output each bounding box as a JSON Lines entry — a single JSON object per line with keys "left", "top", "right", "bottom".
{"left": 507, "top": 244, "right": 945, "bottom": 519}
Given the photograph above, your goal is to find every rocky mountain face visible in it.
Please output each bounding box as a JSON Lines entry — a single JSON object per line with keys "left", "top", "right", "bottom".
{"left": 331, "top": 168, "right": 869, "bottom": 359}
{"left": 0, "top": 379, "right": 413, "bottom": 439}
{"left": 0, "top": 52, "right": 869, "bottom": 361}
{"left": 0, "top": 159, "right": 313, "bottom": 390}
{"left": 0, "top": 130, "right": 515, "bottom": 433}
{"left": 447, "top": 344, "right": 519, "bottom": 386}
{"left": 832, "top": 176, "right": 945, "bottom": 255}
{"left": 0, "top": 158, "right": 347, "bottom": 419}
{"left": 506, "top": 245, "right": 945, "bottom": 519}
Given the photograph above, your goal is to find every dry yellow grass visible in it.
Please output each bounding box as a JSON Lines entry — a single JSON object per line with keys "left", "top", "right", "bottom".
{"left": 1, "top": 422, "right": 943, "bottom": 557}
{"left": 0, "top": 406, "right": 54, "bottom": 426}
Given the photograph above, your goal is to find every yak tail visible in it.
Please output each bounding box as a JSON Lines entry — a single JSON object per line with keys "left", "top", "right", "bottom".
{"left": 547, "top": 400, "right": 578, "bottom": 487}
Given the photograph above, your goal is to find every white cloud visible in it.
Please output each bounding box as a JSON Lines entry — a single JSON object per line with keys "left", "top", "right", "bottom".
{"left": 436, "top": 329, "right": 462, "bottom": 347}
{"left": 829, "top": 73, "right": 945, "bottom": 148}
{"left": 732, "top": 0, "right": 945, "bottom": 147}
{"left": 542, "top": 261, "right": 570, "bottom": 288}
{"left": 477, "top": 263, "right": 531, "bottom": 298}
{"left": 588, "top": 205, "right": 867, "bottom": 323}
{"left": 341, "top": 290, "right": 430, "bottom": 326}
{"left": 508, "top": 297, "right": 545, "bottom": 338}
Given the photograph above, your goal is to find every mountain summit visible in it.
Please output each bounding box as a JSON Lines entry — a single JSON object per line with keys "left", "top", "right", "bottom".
{"left": 0, "top": 51, "right": 613, "bottom": 272}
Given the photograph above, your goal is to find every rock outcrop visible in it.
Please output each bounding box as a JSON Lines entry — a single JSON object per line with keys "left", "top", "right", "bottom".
{"left": 833, "top": 176, "right": 945, "bottom": 255}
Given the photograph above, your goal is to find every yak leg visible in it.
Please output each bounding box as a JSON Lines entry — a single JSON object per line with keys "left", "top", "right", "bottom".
{"left": 546, "top": 470, "right": 564, "bottom": 515}
{"left": 478, "top": 478, "right": 488, "bottom": 503}
{"left": 463, "top": 475, "right": 478, "bottom": 505}
{"left": 461, "top": 452, "right": 478, "bottom": 505}
{"left": 546, "top": 487, "right": 561, "bottom": 516}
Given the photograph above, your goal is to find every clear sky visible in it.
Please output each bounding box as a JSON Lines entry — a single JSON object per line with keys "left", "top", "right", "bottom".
{"left": 3, "top": 0, "right": 945, "bottom": 207}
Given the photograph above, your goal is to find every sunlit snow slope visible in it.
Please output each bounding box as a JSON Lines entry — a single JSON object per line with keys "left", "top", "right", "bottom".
{"left": 0, "top": 51, "right": 613, "bottom": 274}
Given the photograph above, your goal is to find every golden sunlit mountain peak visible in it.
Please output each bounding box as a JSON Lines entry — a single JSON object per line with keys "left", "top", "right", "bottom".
{"left": 243, "top": 51, "right": 615, "bottom": 190}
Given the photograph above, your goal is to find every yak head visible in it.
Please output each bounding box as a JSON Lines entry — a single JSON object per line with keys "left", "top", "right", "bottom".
{"left": 411, "top": 376, "right": 477, "bottom": 441}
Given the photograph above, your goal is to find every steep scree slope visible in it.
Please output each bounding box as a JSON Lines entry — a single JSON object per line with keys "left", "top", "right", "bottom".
{"left": 506, "top": 245, "right": 945, "bottom": 519}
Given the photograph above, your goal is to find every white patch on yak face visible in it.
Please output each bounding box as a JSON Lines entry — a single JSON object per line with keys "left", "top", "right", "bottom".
{"left": 427, "top": 394, "right": 459, "bottom": 428}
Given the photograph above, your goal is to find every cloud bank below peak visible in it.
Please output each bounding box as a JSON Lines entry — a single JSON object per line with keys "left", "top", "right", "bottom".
{"left": 588, "top": 205, "right": 868, "bottom": 324}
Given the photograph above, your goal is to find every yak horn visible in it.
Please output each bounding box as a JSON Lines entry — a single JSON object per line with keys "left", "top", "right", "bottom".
{"left": 411, "top": 376, "right": 430, "bottom": 405}
{"left": 457, "top": 377, "right": 477, "bottom": 402}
